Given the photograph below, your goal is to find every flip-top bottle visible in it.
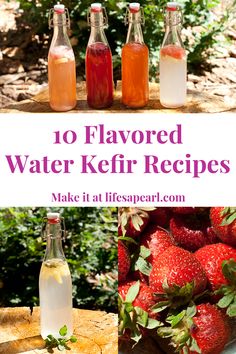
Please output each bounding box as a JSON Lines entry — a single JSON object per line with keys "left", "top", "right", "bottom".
{"left": 48, "top": 4, "right": 77, "bottom": 111}
{"left": 86, "top": 3, "right": 113, "bottom": 109}
{"left": 39, "top": 213, "right": 73, "bottom": 339}
{"left": 159, "top": 2, "right": 187, "bottom": 108}
{"left": 122, "top": 3, "right": 149, "bottom": 108}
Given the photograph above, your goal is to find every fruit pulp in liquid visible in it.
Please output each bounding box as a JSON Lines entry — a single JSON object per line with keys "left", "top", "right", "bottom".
{"left": 86, "top": 42, "right": 113, "bottom": 109}
{"left": 122, "top": 42, "right": 149, "bottom": 108}
{"left": 48, "top": 46, "right": 77, "bottom": 112}
{"left": 39, "top": 258, "right": 73, "bottom": 339}
{"left": 159, "top": 44, "right": 186, "bottom": 108}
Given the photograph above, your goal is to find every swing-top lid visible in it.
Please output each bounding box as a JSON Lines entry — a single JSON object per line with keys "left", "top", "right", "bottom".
{"left": 166, "top": 2, "right": 181, "bottom": 11}
{"left": 91, "top": 3, "right": 102, "bottom": 12}
{"left": 47, "top": 212, "right": 60, "bottom": 223}
{"left": 54, "top": 3, "right": 65, "bottom": 14}
{"left": 129, "top": 3, "right": 140, "bottom": 13}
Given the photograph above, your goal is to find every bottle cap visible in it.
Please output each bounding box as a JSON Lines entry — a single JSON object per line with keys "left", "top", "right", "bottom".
{"left": 129, "top": 3, "right": 140, "bottom": 13}
{"left": 91, "top": 3, "right": 102, "bottom": 13}
{"left": 166, "top": 2, "right": 180, "bottom": 11}
{"left": 54, "top": 3, "right": 65, "bottom": 14}
{"left": 47, "top": 212, "right": 60, "bottom": 223}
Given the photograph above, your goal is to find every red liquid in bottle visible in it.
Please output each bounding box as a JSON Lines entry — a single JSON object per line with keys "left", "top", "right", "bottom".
{"left": 86, "top": 42, "right": 113, "bottom": 109}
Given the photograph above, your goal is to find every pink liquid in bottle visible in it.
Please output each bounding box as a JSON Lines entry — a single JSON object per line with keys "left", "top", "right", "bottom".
{"left": 86, "top": 42, "right": 113, "bottom": 109}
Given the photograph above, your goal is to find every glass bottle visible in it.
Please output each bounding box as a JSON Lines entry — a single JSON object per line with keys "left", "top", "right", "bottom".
{"left": 122, "top": 3, "right": 149, "bottom": 108}
{"left": 39, "top": 212, "right": 73, "bottom": 339}
{"left": 48, "top": 3, "right": 77, "bottom": 112}
{"left": 159, "top": 2, "right": 187, "bottom": 108}
{"left": 86, "top": 3, "right": 113, "bottom": 109}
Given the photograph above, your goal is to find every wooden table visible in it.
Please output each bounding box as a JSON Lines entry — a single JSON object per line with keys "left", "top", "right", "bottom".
{"left": 1, "top": 82, "right": 235, "bottom": 113}
{"left": 0, "top": 307, "right": 118, "bottom": 354}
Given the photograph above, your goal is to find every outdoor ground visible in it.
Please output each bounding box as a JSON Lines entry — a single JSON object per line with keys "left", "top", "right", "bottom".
{"left": 1, "top": 0, "right": 236, "bottom": 109}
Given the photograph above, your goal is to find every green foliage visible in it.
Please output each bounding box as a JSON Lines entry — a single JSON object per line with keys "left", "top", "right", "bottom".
{"left": 16, "top": 0, "right": 235, "bottom": 78}
{"left": 0, "top": 207, "right": 117, "bottom": 312}
{"left": 45, "top": 325, "right": 78, "bottom": 351}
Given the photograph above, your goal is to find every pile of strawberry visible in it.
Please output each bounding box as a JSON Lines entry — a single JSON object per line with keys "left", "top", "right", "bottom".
{"left": 118, "top": 207, "right": 236, "bottom": 354}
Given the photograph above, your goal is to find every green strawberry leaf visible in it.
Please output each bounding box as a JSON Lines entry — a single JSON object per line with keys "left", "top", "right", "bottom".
{"left": 227, "top": 303, "right": 236, "bottom": 317}
{"left": 131, "top": 214, "right": 143, "bottom": 231}
{"left": 131, "top": 326, "right": 142, "bottom": 344}
{"left": 157, "top": 327, "right": 174, "bottom": 338}
{"left": 217, "top": 293, "right": 234, "bottom": 308}
{"left": 125, "top": 281, "right": 140, "bottom": 303}
{"left": 140, "top": 245, "right": 151, "bottom": 259}
{"left": 186, "top": 303, "right": 197, "bottom": 318}
{"left": 189, "top": 338, "right": 201, "bottom": 353}
{"left": 221, "top": 207, "right": 230, "bottom": 217}
{"left": 222, "top": 259, "right": 236, "bottom": 284}
{"left": 145, "top": 318, "right": 163, "bottom": 329}
{"left": 135, "top": 307, "right": 148, "bottom": 327}
{"left": 135, "top": 256, "right": 152, "bottom": 276}
{"left": 59, "top": 325, "right": 67, "bottom": 337}
{"left": 118, "top": 236, "right": 138, "bottom": 245}
{"left": 151, "top": 300, "right": 170, "bottom": 313}
{"left": 167, "top": 310, "right": 186, "bottom": 328}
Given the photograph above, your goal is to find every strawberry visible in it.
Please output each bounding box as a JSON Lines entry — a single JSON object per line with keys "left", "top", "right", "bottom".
{"left": 210, "top": 207, "right": 236, "bottom": 246}
{"left": 140, "top": 225, "right": 174, "bottom": 265}
{"left": 171, "top": 207, "right": 197, "bottom": 214}
{"left": 149, "top": 246, "right": 207, "bottom": 309}
{"left": 195, "top": 243, "right": 236, "bottom": 292}
{"left": 118, "top": 240, "right": 131, "bottom": 283}
{"left": 169, "top": 213, "right": 215, "bottom": 252}
{"left": 195, "top": 243, "right": 236, "bottom": 317}
{"left": 119, "top": 280, "right": 156, "bottom": 317}
{"left": 118, "top": 207, "right": 150, "bottom": 238}
{"left": 158, "top": 303, "right": 230, "bottom": 354}
{"left": 118, "top": 280, "right": 161, "bottom": 343}
{"left": 148, "top": 207, "right": 171, "bottom": 228}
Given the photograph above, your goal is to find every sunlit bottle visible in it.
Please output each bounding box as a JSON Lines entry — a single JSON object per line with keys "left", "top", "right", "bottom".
{"left": 48, "top": 3, "right": 77, "bottom": 111}
{"left": 159, "top": 2, "right": 187, "bottom": 108}
{"left": 39, "top": 213, "right": 73, "bottom": 339}
{"left": 86, "top": 3, "right": 113, "bottom": 109}
{"left": 122, "top": 3, "right": 149, "bottom": 108}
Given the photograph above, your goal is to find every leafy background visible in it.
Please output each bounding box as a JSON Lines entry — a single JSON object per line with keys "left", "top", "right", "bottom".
{"left": 17, "top": 0, "right": 236, "bottom": 80}
{"left": 0, "top": 207, "right": 117, "bottom": 313}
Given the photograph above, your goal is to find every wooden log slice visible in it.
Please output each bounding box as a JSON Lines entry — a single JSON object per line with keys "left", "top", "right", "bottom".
{"left": 1, "top": 82, "right": 235, "bottom": 113}
{"left": 0, "top": 307, "right": 118, "bottom": 354}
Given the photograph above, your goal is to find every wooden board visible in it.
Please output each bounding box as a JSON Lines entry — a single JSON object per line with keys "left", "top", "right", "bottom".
{"left": 0, "top": 307, "right": 118, "bottom": 354}
{"left": 1, "top": 82, "right": 236, "bottom": 113}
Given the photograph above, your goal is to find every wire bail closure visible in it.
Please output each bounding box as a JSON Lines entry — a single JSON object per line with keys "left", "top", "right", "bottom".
{"left": 125, "top": 5, "right": 145, "bottom": 26}
{"left": 48, "top": 7, "right": 70, "bottom": 29}
{"left": 87, "top": 6, "right": 108, "bottom": 27}
{"left": 41, "top": 216, "right": 66, "bottom": 241}
{"left": 164, "top": 4, "right": 183, "bottom": 26}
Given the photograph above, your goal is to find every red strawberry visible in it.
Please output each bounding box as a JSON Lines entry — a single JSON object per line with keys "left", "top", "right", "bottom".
{"left": 210, "top": 207, "right": 236, "bottom": 247}
{"left": 189, "top": 304, "right": 230, "bottom": 354}
{"left": 118, "top": 240, "right": 131, "bottom": 283}
{"left": 171, "top": 207, "right": 197, "bottom": 214}
{"left": 119, "top": 280, "right": 156, "bottom": 317}
{"left": 149, "top": 246, "right": 207, "bottom": 302}
{"left": 118, "top": 207, "right": 150, "bottom": 238}
{"left": 148, "top": 207, "right": 171, "bottom": 228}
{"left": 158, "top": 303, "right": 230, "bottom": 354}
{"left": 140, "top": 225, "right": 174, "bottom": 265}
{"left": 118, "top": 280, "right": 161, "bottom": 343}
{"left": 195, "top": 243, "right": 236, "bottom": 291}
{"left": 169, "top": 213, "right": 214, "bottom": 252}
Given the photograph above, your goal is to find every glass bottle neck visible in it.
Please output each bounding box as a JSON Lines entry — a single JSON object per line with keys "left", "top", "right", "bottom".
{"left": 88, "top": 26, "right": 108, "bottom": 45}
{"left": 162, "top": 11, "right": 183, "bottom": 47}
{"left": 126, "top": 23, "right": 144, "bottom": 44}
{"left": 50, "top": 13, "right": 71, "bottom": 48}
{"left": 44, "top": 223, "right": 65, "bottom": 261}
